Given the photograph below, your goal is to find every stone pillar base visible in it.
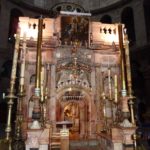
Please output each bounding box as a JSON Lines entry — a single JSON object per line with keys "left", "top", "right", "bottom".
{"left": 25, "top": 128, "right": 50, "bottom": 150}
{"left": 111, "top": 127, "right": 136, "bottom": 150}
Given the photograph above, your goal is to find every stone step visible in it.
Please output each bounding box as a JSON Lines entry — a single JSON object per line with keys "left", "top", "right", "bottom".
{"left": 50, "top": 142, "right": 61, "bottom": 149}
{"left": 50, "top": 132, "right": 61, "bottom": 149}
{"left": 51, "top": 135, "right": 61, "bottom": 138}
{"left": 69, "top": 139, "right": 99, "bottom": 150}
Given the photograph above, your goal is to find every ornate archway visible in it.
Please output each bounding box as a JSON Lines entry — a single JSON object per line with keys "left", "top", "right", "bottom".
{"left": 56, "top": 86, "right": 93, "bottom": 139}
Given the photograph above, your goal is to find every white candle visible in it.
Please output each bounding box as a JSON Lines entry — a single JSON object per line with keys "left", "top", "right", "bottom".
{"left": 114, "top": 74, "right": 118, "bottom": 103}
{"left": 20, "top": 32, "right": 26, "bottom": 85}
{"left": 40, "top": 66, "right": 45, "bottom": 102}
{"left": 41, "top": 66, "right": 45, "bottom": 85}
{"left": 124, "top": 33, "right": 132, "bottom": 96}
{"left": 11, "top": 26, "right": 21, "bottom": 80}
{"left": 103, "top": 105, "right": 106, "bottom": 117}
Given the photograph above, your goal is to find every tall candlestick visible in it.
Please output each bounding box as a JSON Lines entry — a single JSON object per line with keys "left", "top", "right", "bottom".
{"left": 114, "top": 74, "right": 118, "bottom": 103}
{"left": 20, "top": 32, "right": 26, "bottom": 86}
{"left": 5, "top": 25, "right": 21, "bottom": 140}
{"left": 35, "top": 17, "right": 43, "bottom": 91}
{"left": 124, "top": 30, "right": 135, "bottom": 125}
{"left": 31, "top": 17, "right": 43, "bottom": 127}
{"left": 118, "top": 24, "right": 126, "bottom": 94}
{"left": 124, "top": 32, "right": 132, "bottom": 97}
{"left": 10, "top": 27, "right": 21, "bottom": 90}
{"left": 15, "top": 32, "right": 27, "bottom": 136}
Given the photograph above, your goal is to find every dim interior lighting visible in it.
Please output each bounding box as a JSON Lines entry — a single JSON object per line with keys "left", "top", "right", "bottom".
{"left": 5, "top": 15, "right": 136, "bottom": 150}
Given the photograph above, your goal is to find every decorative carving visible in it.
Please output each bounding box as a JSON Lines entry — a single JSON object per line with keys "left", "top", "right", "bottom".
{"left": 3, "top": 15, "right": 136, "bottom": 149}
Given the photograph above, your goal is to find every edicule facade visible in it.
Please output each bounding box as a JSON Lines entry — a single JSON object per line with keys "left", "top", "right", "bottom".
{"left": 3, "top": 11, "right": 137, "bottom": 150}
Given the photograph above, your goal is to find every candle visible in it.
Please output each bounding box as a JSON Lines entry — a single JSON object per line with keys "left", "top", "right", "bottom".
{"left": 41, "top": 66, "right": 45, "bottom": 85}
{"left": 118, "top": 24, "right": 126, "bottom": 92}
{"left": 124, "top": 32, "right": 132, "bottom": 96}
{"left": 20, "top": 32, "right": 26, "bottom": 85}
{"left": 40, "top": 66, "right": 45, "bottom": 102}
{"left": 114, "top": 74, "right": 118, "bottom": 103}
{"left": 108, "top": 68, "right": 112, "bottom": 100}
{"left": 11, "top": 26, "right": 21, "bottom": 81}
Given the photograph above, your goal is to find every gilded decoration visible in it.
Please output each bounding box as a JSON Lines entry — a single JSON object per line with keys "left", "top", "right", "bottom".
{"left": 61, "top": 16, "right": 89, "bottom": 45}
{"left": 2, "top": 13, "right": 137, "bottom": 150}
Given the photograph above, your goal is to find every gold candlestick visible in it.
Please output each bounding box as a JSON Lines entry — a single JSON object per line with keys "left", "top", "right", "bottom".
{"left": 5, "top": 25, "right": 21, "bottom": 140}
{"left": 118, "top": 24, "right": 131, "bottom": 126}
{"left": 16, "top": 32, "right": 27, "bottom": 123}
{"left": 35, "top": 17, "right": 43, "bottom": 91}
{"left": 118, "top": 24, "right": 127, "bottom": 96}
{"left": 31, "top": 17, "right": 43, "bottom": 127}
{"left": 129, "top": 99, "right": 135, "bottom": 125}
{"left": 20, "top": 32, "right": 26, "bottom": 86}
{"left": 124, "top": 30, "right": 136, "bottom": 125}
{"left": 124, "top": 31, "right": 132, "bottom": 97}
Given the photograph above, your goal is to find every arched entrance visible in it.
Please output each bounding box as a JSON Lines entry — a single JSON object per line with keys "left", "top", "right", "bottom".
{"left": 56, "top": 87, "right": 92, "bottom": 139}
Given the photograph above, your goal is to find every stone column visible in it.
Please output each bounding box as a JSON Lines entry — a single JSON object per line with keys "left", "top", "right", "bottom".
{"left": 60, "top": 127, "right": 69, "bottom": 150}
{"left": 80, "top": 101, "right": 85, "bottom": 138}
{"left": 50, "top": 64, "right": 56, "bottom": 130}
{"left": 90, "top": 67, "right": 96, "bottom": 136}
{"left": 95, "top": 67, "right": 102, "bottom": 132}
{"left": 85, "top": 102, "right": 88, "bottom": 138}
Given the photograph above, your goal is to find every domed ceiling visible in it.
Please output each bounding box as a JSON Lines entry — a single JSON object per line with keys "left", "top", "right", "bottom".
{"left": 43, "top": 0, "right": 122, "bottom": 10}
{"left": 11, "top": 0, "right": 125, "bottom": 12}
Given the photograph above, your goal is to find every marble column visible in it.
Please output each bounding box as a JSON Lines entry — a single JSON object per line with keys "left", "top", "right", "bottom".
{"left": 50, "top": 64, "right": 56, "bottom": 130}
{"left": 95, "top": 67, "right": 101, "bottom": 132}
{"left": 79, "top": 101, "right": 85, "bottom": 138}
{"left": 90, "top": 67, "right": 96, "bottom": 136}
